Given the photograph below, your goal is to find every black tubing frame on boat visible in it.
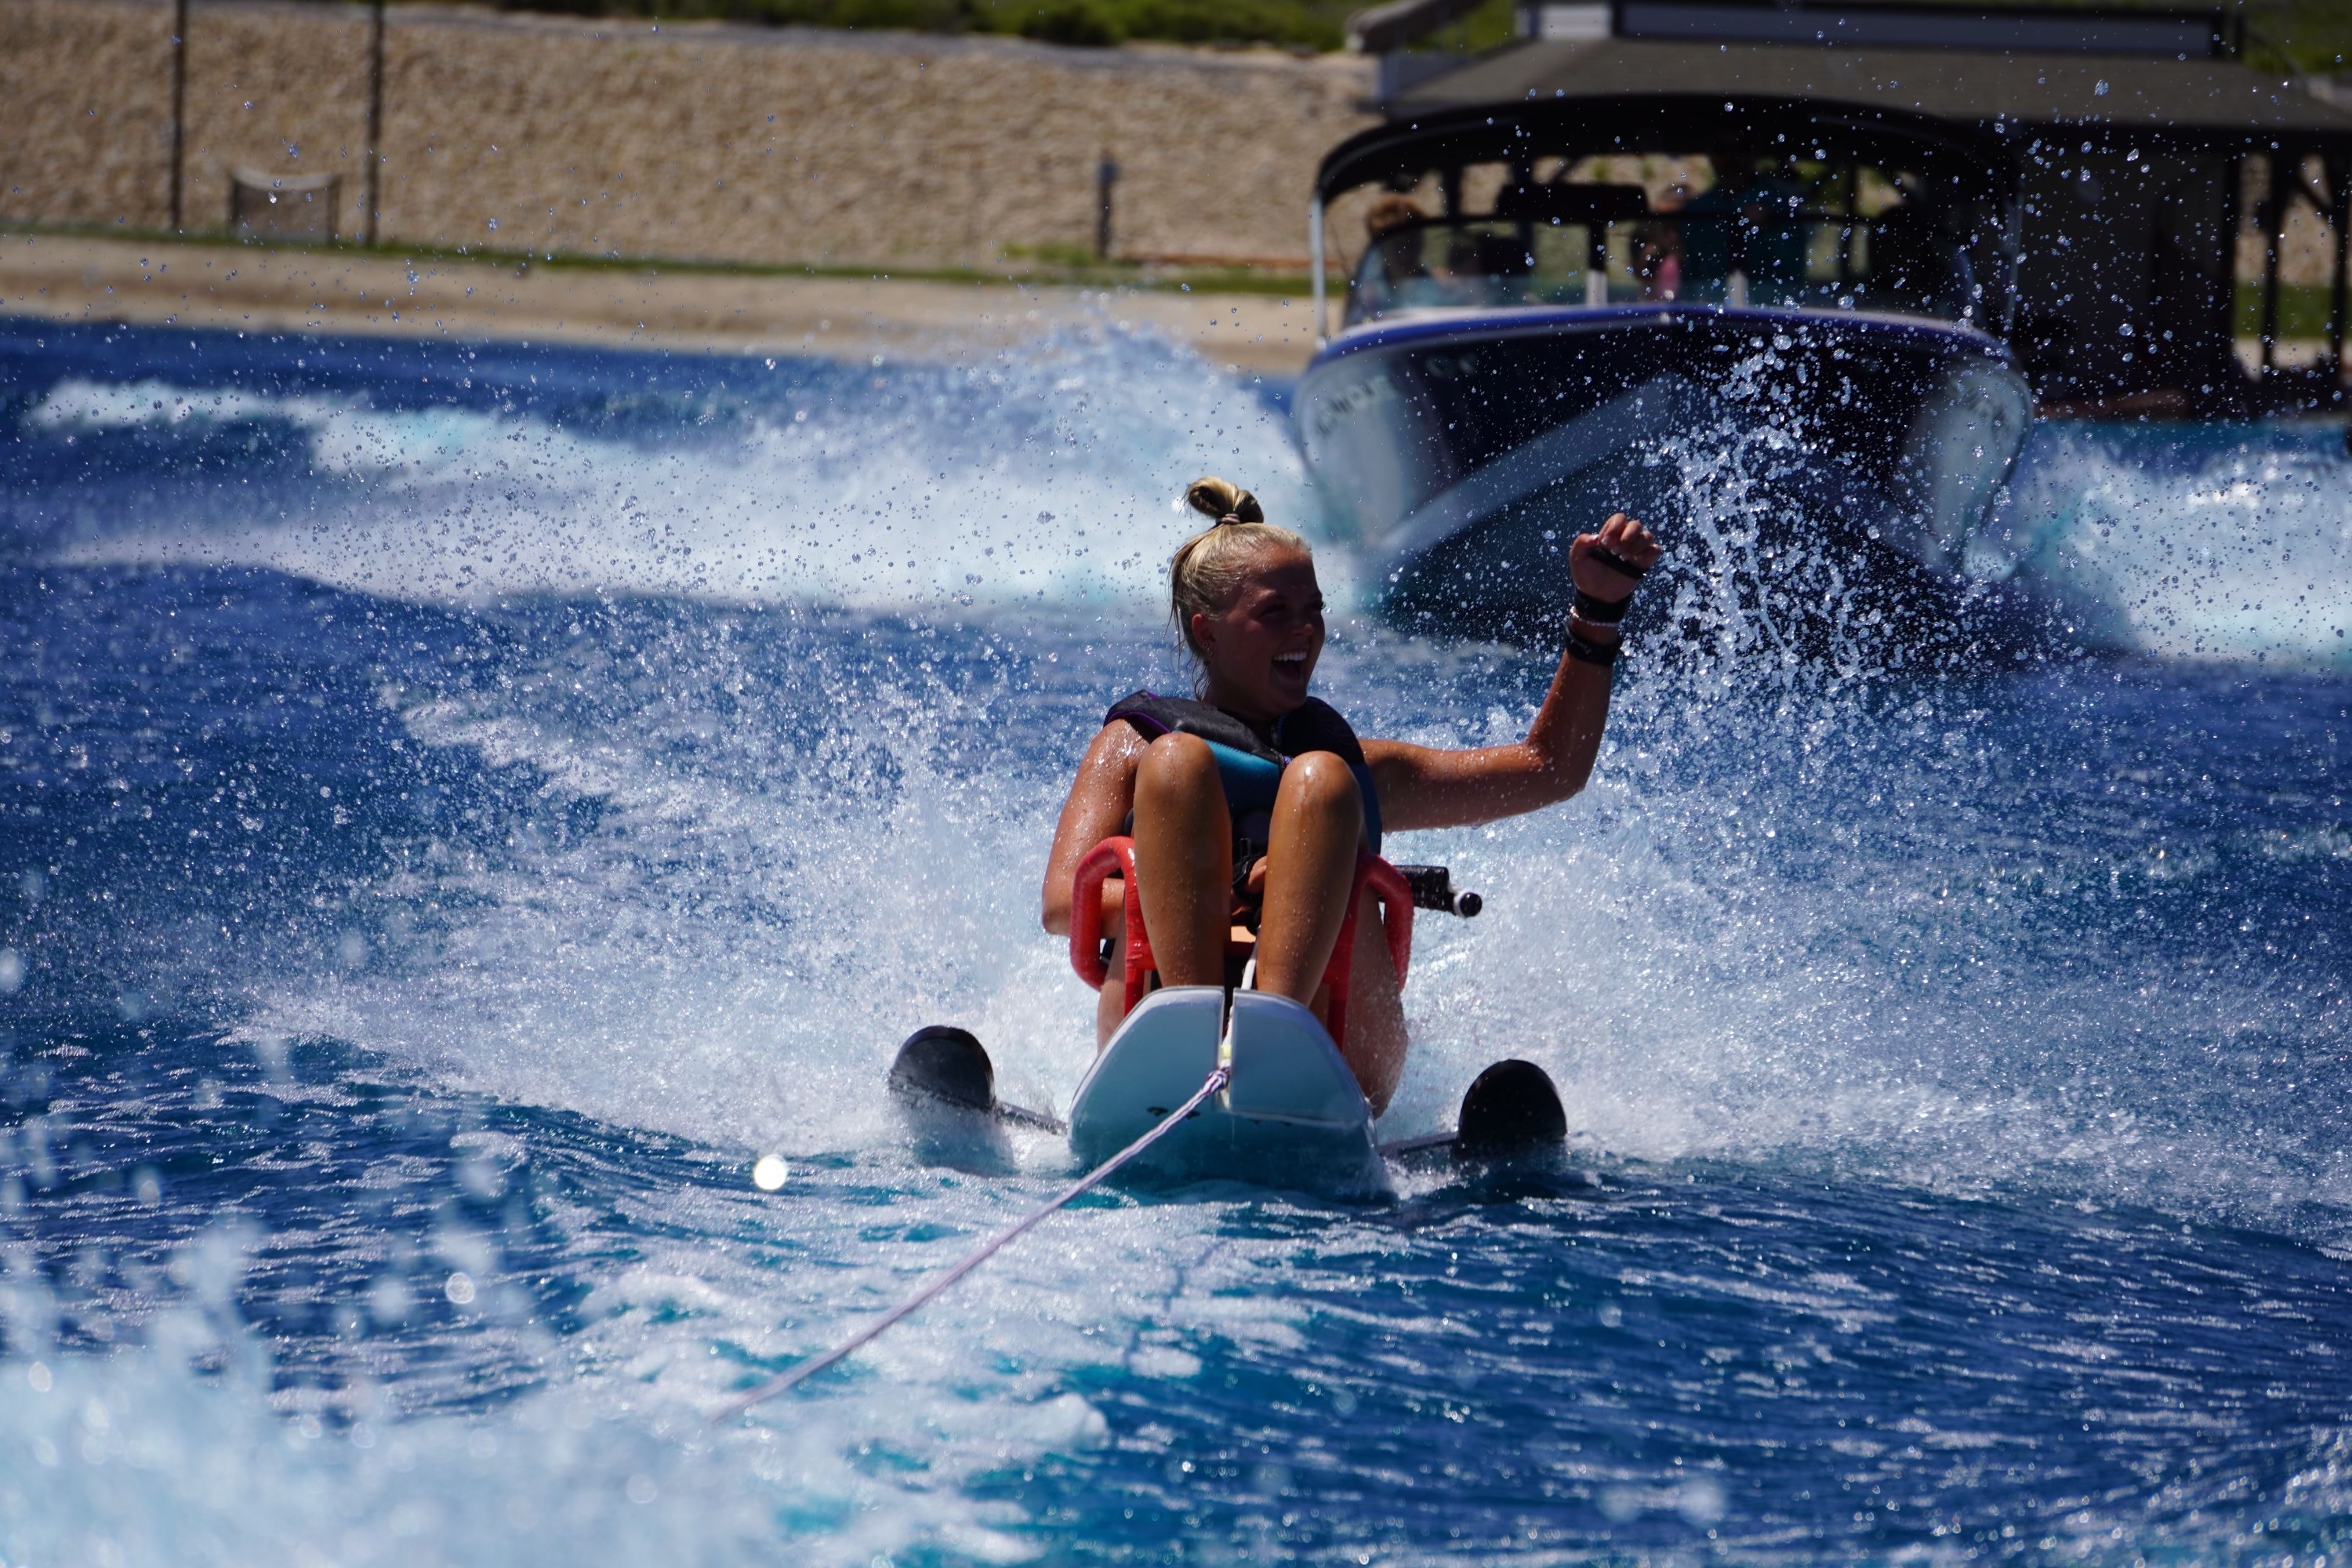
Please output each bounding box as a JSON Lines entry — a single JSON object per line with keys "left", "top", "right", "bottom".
{"left": 1309, "top": 93, "right": 2024, "bottom": 343}
{"left": 1315, "top": 93, "right": 2016, "bottom": 212}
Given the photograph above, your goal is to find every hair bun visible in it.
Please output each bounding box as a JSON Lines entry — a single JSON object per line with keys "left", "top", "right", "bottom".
{"left": 1184, "top": 476, "right": 1263, "bottom": 526}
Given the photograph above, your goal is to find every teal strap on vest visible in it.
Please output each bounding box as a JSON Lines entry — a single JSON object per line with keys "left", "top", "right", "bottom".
{"left": 1204, "top": 740, "right": 1283, "bottom": 814}
{"left": 1201, "top": 740, "right": 1381, "bottom": 855}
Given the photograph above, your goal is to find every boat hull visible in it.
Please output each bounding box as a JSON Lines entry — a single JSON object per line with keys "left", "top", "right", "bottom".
{"left": 1294, "top": 305, "right": 2032, "bottom": 642}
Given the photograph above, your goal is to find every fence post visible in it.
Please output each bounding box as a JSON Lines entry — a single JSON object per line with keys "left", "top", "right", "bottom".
{"left": 2258, "top": 151, "right": 2283, "bottom": 379}
{"left": 365, "top": 0, "right": 386, "bottom": 244}
{"left": 168, "top": 0, "right": 189, "bottom": 230}
{"left": 1095, "top": 151, "right": 1119, "bottom": 261}
{"left": 2331, "top": 153, "right": 2349, "bottom": 393}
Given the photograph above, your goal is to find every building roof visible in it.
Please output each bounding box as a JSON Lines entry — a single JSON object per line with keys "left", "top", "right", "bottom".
{"left": 1386, "top": 38, "right": 2352, "bottom": 148}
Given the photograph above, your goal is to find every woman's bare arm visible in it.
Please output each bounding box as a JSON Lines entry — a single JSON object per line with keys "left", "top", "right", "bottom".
{"left": 1365, "top": 650, "right": 1615, "bottom": 831}
{"left": 1040, "top": 722, "right": 1149, "bottom": 935}
{"left": 1366, "top": 514, "right": 1661, "bottom": 833}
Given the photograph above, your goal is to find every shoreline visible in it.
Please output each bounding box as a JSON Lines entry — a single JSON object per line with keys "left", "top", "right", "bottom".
{"left": 0, "top": 230, "right": 1325, "bottom": 376}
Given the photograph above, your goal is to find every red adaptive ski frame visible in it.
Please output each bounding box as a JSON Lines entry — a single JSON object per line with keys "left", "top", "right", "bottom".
{"left": 1069, "top": 837, "right": 1414, "bottom": 1047}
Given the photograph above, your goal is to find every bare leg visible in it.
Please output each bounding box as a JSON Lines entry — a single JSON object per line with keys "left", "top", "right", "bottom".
{"left": 1340, "top": 886, "right": 1408, "bottom": 1115}
{"left": 1095, "top": 913, "right": 1127, "bottom": 1048}
{"left": 1254, "top": 752, "right": 1363, "bottom": 1007}
{"left": 1130, "top": 732, "right": 1232, "bottom": 993}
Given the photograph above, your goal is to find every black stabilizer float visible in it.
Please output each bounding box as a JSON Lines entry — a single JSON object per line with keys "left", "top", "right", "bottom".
{"left": 1377, "top": 1057, "right": 1570, "bottom": 1170}
{"left": 1453, "top": 1058, "right": 1569, "bottom": 1160}
{"left": 889, "top": 1025, "right": 994, "bottom": 1110}
{"left": 888, "top": 1025, "right": 1064, "bottom": 1132}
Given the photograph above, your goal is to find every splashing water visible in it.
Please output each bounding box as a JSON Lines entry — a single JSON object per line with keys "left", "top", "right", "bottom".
{"left": 2, "top": 318, "right": 2349, "bottom": 1566}
{"left": 1984, "top": 419, "right": 2352, "bottom": 666}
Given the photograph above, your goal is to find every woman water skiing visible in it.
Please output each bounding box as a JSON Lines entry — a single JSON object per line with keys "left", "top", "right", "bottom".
{"left": 1041, "top": 478, "right": 1661, "bottom": 1116}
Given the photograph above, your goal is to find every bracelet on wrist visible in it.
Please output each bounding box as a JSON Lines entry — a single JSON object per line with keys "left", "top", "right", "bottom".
{"left": 1566, "top": 623, "right": 1621, "bottom": 666}
{"left": 1572, "top": 586, "right": 1634, "bottom": 625}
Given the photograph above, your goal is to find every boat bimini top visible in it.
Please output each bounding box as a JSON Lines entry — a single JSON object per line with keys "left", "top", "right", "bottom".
{"left": 1308, "top": 93, "right": 2023, "bottom": 344}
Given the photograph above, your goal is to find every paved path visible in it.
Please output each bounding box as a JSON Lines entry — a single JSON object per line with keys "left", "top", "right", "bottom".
{"left": 0, "top": 230, "right": 1327, "bottom": 376}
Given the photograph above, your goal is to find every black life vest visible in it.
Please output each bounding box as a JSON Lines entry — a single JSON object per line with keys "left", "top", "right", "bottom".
{"left": 1105, "top": 691, "right": 1383, "bottom": 855}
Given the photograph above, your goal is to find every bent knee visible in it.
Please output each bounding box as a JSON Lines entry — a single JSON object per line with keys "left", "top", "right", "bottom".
{"left": 1135, "top": 731, "right": 1220, "bottom": 796}
{"left": 1279, "top": 750, "right": 1365, "bottom": 822}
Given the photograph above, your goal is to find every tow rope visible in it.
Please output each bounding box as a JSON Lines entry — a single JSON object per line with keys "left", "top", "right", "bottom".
{"left": 713, "top": 1062, "right": 1231, "bottom": 1421}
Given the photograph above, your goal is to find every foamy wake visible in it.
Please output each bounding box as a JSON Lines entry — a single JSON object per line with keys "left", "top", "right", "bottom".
{"left": 1982, "top": 421, "right": 2352, "bottom": 666}
{"left": 32, "top": 323, "right": 1350, "bottom": 613}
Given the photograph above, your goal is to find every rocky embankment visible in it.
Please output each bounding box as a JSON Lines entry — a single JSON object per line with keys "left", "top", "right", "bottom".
{"left": 0, "top": 0, "right": 1379, "bottom": 271}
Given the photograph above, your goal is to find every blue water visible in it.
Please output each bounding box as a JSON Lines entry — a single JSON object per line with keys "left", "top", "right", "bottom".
{"left": 2, "top": 317, "right": 2350, "bottom": 1566}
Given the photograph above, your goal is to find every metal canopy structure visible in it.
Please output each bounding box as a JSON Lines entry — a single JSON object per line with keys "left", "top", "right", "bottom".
{"left": 1316, "top": 90, "right": 2016, "bottom": 201}
{"left": 1341, "top": 5, "right": 2352, "bottom": 410}
{"left": 1383, "top": 38, "right": 2352, "bottom": 149}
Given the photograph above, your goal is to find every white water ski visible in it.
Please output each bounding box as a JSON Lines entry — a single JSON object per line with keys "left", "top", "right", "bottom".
{"left": 1066, "top": 986, "right": 1391, "bottom": 1196}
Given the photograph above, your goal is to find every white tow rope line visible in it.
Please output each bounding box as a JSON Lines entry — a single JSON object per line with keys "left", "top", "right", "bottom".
{"left": 713, "top": 1062, "right": 1232, "bottom": 1421}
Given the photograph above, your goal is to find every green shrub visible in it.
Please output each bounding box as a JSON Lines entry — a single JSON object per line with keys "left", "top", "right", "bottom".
{"left": 485, "top": 0, "right": 1351, "bottom": 46}
{"left": 492, "top": 0, "right": 985, "bottom": 27}
{"left": 1000, "top": 0, "right": 1125, "bottom": 45}
{"left": 1108, "top": 0, "right": 1346, "bottom": 48}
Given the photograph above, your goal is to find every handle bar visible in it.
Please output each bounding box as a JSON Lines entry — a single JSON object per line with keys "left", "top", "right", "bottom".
{"left": 1390, "top": 864, "right": 1483, "bottom": 919}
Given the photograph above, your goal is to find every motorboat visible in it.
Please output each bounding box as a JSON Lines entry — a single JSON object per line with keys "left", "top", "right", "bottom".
{"left": 1298, "top": 93, "right": 2035, "bottom": 641}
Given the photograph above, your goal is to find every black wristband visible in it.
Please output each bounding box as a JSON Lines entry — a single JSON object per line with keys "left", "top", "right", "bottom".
{"left": 1566, "top": 627, "right": 1621, "bottom": 666}
{"left": 1573, "top": 586, "right": 1633, "bottom": 625}
{"left": 1588, "top": 544, "right": 1650, "bottom": 582}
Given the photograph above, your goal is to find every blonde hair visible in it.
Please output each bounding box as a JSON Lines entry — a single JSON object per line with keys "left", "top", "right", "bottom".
{"left": 1170, "top": 476, "right": 1312, "bottom": 663}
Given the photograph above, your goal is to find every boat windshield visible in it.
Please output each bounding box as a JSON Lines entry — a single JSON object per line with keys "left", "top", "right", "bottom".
{"left": 1345, "top": 154, "right": 2009, "bottom": 331}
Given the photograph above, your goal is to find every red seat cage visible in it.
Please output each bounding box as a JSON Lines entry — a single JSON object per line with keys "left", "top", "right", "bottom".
{"left": 1069, "top": 837, "right": 1414, "bottom": 1047}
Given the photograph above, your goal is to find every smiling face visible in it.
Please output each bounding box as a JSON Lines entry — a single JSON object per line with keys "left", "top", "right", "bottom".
{"left": 1188, "top": 544, "right": 1325, "bottom": 724}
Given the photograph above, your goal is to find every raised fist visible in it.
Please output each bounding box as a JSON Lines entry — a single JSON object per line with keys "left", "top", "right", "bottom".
{"left": 1568, "top": 511, "right": 1663, "bottom": 602}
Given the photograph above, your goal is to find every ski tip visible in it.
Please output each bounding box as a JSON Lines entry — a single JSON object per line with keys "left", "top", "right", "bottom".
{"left": 888, "top": 1025, "right": 996, "bottom": 1113}
{"left": 1454, "top": 1058, "right": 1568, "bottom": 1160}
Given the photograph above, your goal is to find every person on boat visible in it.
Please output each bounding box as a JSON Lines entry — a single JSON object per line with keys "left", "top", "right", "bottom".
{"left": 1681, "top": 135, "right": 1810, "bottom": 306}
{"left": 1040, "top": 477, "right": 1661, "bottom": 1116}
{"left": 1631, "top": 220, "right": 1684, "bottom": 303}
{"left": 1356, "top": 194, "right": 1451, "bottom": 318}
